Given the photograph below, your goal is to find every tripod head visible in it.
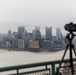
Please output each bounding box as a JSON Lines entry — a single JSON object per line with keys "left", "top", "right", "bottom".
{"left": 65, "top": 22, "right": 76, "bottom": 32}
{"left": 65, "top": 22, "right": 76, "bottom": 44}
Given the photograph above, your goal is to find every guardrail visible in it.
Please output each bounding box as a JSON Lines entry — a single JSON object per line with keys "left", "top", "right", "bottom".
{"left": 0, "top": 58, "right": 76, "bottom": 75}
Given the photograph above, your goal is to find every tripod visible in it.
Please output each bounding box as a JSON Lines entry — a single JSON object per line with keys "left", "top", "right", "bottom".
{"left": 55, "top": 32, "right": 76, "bottom": 75}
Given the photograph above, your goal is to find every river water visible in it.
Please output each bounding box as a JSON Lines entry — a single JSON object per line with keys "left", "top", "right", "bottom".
{"left": 0, "top": 50, "right": 75, "bottom": 75}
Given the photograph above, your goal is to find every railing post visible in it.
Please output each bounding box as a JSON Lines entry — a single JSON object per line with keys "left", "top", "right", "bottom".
{"left": 52, "top": 64, "right": 55, "bottom": 75}
{"left": 17, "top": 69, "right": 19, "bottom": 75}
{"left": 45, "top": 65, "right": 47, "bottom": 69}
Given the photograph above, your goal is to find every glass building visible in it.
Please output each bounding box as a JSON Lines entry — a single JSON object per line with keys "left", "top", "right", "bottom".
{"left": 45, "top": 27, "right": 52, "bottom": 41}
{"left": 18, "top": 26, "right": 25, "bottom": 33}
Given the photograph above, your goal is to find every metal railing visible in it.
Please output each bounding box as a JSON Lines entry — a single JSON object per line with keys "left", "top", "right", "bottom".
{"left": 0, "top": 58, "right": 76, "bottom": 75}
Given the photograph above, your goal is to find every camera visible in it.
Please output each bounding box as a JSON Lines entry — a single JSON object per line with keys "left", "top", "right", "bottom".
{"left": 64, "top": 22, "right": 76, "bottom": 32}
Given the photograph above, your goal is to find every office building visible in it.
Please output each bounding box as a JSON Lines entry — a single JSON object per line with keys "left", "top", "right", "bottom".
{"left": 18, "top": 39, "right": 25, "bottom": 49}
{"left": 33, "top": 30, "right": 36, "bottom": 40}
{"left": 33, "top": 26, "right": 41, "bottom": 40}
{"left": 28, "top": 40, "right": 39, "bottom": 48}
{"left": 13, "top": 32, "right": 18, "bottom": 38}
{"left": 22, "top": 30, "right": 27, "bottom": 39}
{"left": 56, "top": 28, "right": 62, "bottom": 40}
{"left": 8, "top": 30, "right": 12, "bottom": 36}
{"left": 45, "top": 27, "right": 52, "bottom": 41}
{"left": 35, "top": 26, "right": 40, "bottom": 31}
{"left": 17, "top": 26, "right": 25, "bottom": 39}
{"left": 18, "top": 26, "right": 25, "bottom": 33}
{"left": 12, "top": 38, "right": 18, "bottom": 48}
{"left": 42, "top": 40, "right": 51, "bottom": 48}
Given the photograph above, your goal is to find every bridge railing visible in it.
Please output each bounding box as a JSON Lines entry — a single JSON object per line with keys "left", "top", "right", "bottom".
{"left": 0, "top": 58, "right": 76, "bottom": 75}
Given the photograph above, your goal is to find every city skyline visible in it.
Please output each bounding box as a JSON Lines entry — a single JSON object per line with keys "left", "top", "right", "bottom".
{"left": 0, "top": 0, "right": 76, "bottom": 35}
{"left": 5, "top": 25, "right": 65, "bottom": 50}
{"left": 7, "top": 26, "right": 63, "bottom": 36}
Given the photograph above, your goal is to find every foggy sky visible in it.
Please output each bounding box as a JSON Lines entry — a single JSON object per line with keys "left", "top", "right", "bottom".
{"left": 0, "top": 0, "right": 76, "bottom": 35}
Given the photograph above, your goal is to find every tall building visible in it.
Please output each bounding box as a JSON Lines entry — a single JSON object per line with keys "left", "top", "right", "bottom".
{"left": 35, "top": 26, "right": 40, "bottom": 31}
{"left": 45, "top": 27, "right": 52, "bottom": 41}
{"left": 17, "top": 26, "right": 25, "bottom": 39}
{"left": 22, "top": 30, "right": 27, "bottom": 39}
{"left": 33, "top": 26, "right": 41, "bottom": 40}
{"left": 18, "top": 39, "right": 25, "bottom": 49}
{"left": 35, "top": 30, "right": 41, "bottom": 40}
{"left": 25, "top": 32, "right": 33, "bottom": 48}
{"left": 8, "top": 29, "right": 12, "bottom": 38}
{"left": 33, "top": 26, "right": 41, "bottom": 47}
{"left": 56, "top": 28, "right": 62, "bottom": 40}
{"left": 11, "top": 38, "right": 18, "bottom": 48}
{"left": 18, "top": 26, "right": 25, "bottom": 33}
{"left": 7, "top": 30, "right": 12, "bottom": 46}
{"left": 13, "top": 32, "right": 18, "bottom": 38}
{"left": 17, "top": 33, "right": 22, "bottom": 39}
{"left": 33, "top": 30, "right": 36, "bottom": 40}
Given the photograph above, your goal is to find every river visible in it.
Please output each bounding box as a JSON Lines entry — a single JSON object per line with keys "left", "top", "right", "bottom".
{"left": 0, "top": 49, "right": 75, "bottom": 75}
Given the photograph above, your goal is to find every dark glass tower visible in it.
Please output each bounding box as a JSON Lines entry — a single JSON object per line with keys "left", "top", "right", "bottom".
{"left": 17, "top": 26, "right": 25, "bottom": 39}
{"left": 18, "top": 26, "right": 25, "bottom": 33}
{"left": 36, "top": 30, "right": 41, "bottom": 40}
{"left": 46, "top": 27, "right": 52, "bottom": 41}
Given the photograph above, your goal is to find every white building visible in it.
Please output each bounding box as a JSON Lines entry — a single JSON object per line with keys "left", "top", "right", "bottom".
{"left": 18, "top": 39, "right": 25, "bottom": 49}
{"left": 22, "top": 30, "right": 27, "bottom": 39}
{"left": 56, "top": 28, "right": 62, "bottom": 40}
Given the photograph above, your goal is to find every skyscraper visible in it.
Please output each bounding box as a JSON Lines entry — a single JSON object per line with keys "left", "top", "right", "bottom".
{"left": 18, "top": 26, "right": 25, "bottom": 33}
{"left": 35, "top": 26, "right": 40, "bottom": 31}
{"left": 56, "top": 28, "right": 62, "bottom": 40}
{"left": 33, "top": 26, "right": 41, "bottom": 40}
{"left": 33, "top": 26, "right": 42, "bottom": 48}
{"left": 46, "top": 27, "right": 52, "bottom": 41}
{"left": 17, "top": 26, "right": 25, "bottom": 39}
{"left": 8, "top": 29, "right": 12, "bottom": 37}
{"left": 18, "top": 39, "right": 25, "bottom": 49}
{"left": 22, "top": 30, "right": 27, "bottom": 39}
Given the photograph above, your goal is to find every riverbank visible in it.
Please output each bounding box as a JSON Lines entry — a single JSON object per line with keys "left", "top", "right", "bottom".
{"left": 0, "top": 45, "right": 65, "bottom": 52}
{"left": 0, "top": 48, "right": 65, "bottom": 54}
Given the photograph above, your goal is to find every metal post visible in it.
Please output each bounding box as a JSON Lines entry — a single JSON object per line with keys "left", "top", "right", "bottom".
{"left": 52, "top": 64, "right": 55, "bottom": 75}
{"left": 17, "top": 69, "right": 19, "bottom": 75}
{"left": 45, "top": 65, "right": 47, "bottom": 69}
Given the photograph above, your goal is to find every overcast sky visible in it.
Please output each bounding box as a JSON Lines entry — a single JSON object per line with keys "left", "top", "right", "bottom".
{"left": 0, "top": 0, "right": 76, "bottom": 35}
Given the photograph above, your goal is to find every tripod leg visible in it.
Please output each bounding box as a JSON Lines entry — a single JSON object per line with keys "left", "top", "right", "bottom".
{"left": 72, "top": 44, "right": 76, "bottom": 56}
{"left": 70, "top": 44, "right": 74, "bottom": 75}
{"left": 55, "top": 44, "right": 69, "bottom": 75}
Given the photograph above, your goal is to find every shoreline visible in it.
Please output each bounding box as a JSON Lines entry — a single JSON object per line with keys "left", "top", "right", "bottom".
{"left": 0, "top": 47, "right": 65, "bottom": 53}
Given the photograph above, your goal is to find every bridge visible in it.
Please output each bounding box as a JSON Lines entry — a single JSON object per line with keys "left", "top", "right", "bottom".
{"left": 0, "top": 58, "right": 76, "bottom": 75}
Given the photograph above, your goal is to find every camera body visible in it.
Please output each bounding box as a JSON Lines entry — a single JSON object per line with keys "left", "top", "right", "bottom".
{"left": 65, "top": 22, "right": 76, "bottom": 32}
